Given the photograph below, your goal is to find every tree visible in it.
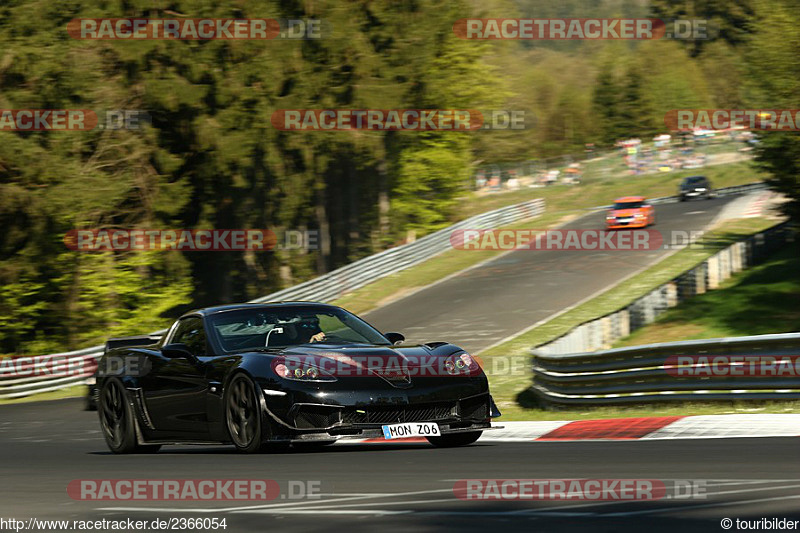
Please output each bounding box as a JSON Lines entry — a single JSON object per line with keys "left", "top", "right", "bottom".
{"left": 745, "top": 0, "right": 800, "bottom": 222}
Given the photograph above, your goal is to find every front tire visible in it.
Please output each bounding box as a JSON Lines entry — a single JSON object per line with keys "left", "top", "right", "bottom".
{"left": 426, "top": 431, "right": 482, "bottom": 448}
{"left": 225, "top": 373, "right": 268, "bottom": 453}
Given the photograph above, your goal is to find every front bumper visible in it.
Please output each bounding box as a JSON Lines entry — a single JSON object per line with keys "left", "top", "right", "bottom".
{"left": 289, "top": 420, "right": 498, "bottom": 443}
{"left": 262, "top": 389, "right": 500, "bottom": 441}
{"left": 606, "top": 219, "right": 648, "bottom": 229}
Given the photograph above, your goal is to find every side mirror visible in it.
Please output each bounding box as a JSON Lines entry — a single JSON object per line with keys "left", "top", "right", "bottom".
{"left": 161, "top": 343, "right": 197, "bottom": 360}
{"left": 384, "top": 332, "right": 405, "bottom": 345}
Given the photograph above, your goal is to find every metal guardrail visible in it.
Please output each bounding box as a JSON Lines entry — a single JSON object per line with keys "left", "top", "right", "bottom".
{"left": 2, "top": 180, "right": 776, "bottom": 400}
{"left": 532, "top": 220, "right": 792, "bottom": 357}
{"left": 530, "top": 332, "right": 800, "bottom": 405}
{"left": 589, "top": 181, "right": 768, "bottom": 210}
{"left": 1, "top": 198, "right": 545, "bottom": 399}
{"left": 251, "top": 198, "right": 545, "bottom": 304}
{"left": 529, "top": 220, "right": 797, "bottom": 406}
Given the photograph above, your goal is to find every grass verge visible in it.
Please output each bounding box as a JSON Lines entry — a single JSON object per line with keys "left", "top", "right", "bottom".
{"left": 480, "top": 216, "right": 789, "bottom": 420}
{"left": 0, "top": 384, "right": 87, "bottom": 405}
{"left": 335, "top": 160, "right": 764, "bottom": 315}
{"left": 613, "top": 246, "right": 800, "bottom": 347}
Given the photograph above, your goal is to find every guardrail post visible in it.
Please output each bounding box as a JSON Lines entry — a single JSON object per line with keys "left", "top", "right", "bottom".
{"left": 707, "top": 253, "right": 720, "bottom": 289}
{"left": 696, "top": 263, "right": 707, "bottom": 295}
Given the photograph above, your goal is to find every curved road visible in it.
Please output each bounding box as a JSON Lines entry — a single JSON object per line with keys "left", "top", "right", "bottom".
{"left": 0, "top": 399, "right": 798, "bottom": 532}
{"left": 364, "top": 196, "right": 737, "bottom": 352}
{"left": 2, "top": 192, "right": 790, "bottom": 533}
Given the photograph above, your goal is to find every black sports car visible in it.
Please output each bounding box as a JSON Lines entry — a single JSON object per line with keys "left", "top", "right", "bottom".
{"left": 678, "top": 175, "right": 713, "bottom": 201}
{"left": 95, "top": 302, "right": 500, "bottom": 453}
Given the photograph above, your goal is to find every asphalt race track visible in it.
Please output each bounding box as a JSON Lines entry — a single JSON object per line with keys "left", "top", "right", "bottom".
{"left": 365, "top": 196, "right": 737, "bottom": 352}
{"left": 1, "top": 399, "right": 799, "bottom": 532}
{"left": 4, "top": 192, "right": 794, "bottom": 533}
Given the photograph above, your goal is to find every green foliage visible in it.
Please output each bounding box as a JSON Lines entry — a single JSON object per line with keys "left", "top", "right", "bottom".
{"left": 746, "top": 0, "right": 800, "bottom": 221}
{"left": 0, "top": 0, "right": 793, "bottom": 355}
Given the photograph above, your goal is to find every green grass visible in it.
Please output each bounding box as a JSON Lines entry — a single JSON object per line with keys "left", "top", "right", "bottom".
{"left": 0, "top": 160, "right": 769, "bottom": 409}
{"left": 335, "top": 160, "right": 765, "bottom": 315}
{"left": 481, "top": 218, "right": 777, "bottom": 357}
{"left": 461, "top": 159, "right": 762, "bottom": 219}
{"left": 479, "top": 217, "right": 788, "bottom": 421}
{"left": 613, "top": 246, "right": 800, "bottom": 348}
{"left": 0, "top": 384, "right": 87, "bottom": 405}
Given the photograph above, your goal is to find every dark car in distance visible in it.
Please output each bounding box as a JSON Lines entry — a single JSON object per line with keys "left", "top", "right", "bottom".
{"left": 94, "top": 302, "right": 500, "bottom": 454}
{"left": 679, "top": 175, "right": 713, "bottom": 201}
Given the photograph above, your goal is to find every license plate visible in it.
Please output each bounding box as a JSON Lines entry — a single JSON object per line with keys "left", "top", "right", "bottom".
{"left": 618, "top": 217, "right": 633, "bottom": 223}
{"left": 381, "top": 422, "right": 440, "bottom": 439}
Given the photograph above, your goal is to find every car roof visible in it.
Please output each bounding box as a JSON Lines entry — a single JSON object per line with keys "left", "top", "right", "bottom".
{"left": 183, "top": 301, "right": 342, "bottom": 318}
{"left": 614, "top": 196, "right": 646, "bottom": 203}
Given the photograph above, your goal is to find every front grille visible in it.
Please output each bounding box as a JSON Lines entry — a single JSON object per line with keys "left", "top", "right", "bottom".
{"left": 459, "top": 395, "right": 489, "bottom": 420}
{"left": 342, "top": 403, "right": 454, "bottom": 425}
{"left": 292, "top": 405, "right": 341, "bottom": 429}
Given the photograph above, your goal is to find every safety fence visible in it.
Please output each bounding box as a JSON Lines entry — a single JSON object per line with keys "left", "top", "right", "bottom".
{"left": 530, "top": 332, "right": 800, "bottom": 405}
{"left": 1, "top": 198, "right": 545, "bottom": 399}
{"left": 529, "top": 220, "right": 797, "bottom": 405}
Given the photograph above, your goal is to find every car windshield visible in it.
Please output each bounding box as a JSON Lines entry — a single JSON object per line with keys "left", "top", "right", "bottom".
{"left": 207, "top": 306, "right": 391, "bottom": 352}
{"left": 683, "top": 177, "right": 705, "bottom": 186}
{"left": 613, "top": 201, "right": 644, "bottom": 210}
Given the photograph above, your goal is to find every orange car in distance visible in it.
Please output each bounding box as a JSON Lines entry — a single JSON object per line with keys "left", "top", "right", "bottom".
{"left": 605, "top": 196, "right": 655, "bottom": 229}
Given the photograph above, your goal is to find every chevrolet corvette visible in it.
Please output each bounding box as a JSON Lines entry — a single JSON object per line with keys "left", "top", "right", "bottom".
{"left": 95, "top": 302, "right": 500, "bottom": 453}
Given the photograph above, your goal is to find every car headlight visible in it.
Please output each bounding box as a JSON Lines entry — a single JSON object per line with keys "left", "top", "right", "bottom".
{"left": 445, "top": 353, "right": 481, "bottom": 376}
{"left": 274, "top": 362, "right": 337, "bottom": 382}
{"left": 634, "top": 213, "right": 645, "bottom": 218}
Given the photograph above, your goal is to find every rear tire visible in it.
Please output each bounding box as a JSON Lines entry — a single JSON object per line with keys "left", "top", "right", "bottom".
{"left": 98, "top": 379, "right": 161, "bottom": 454}
{"left": 426, "top": 431, "right": 482, "bottom": 448}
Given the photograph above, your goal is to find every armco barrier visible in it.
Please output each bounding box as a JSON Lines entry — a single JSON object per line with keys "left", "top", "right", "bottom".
{"left": 1, "top": 181, "right": 774, "bottom": 400}
{"left": 590, "top": 181, "right": 768, "bottom": 209}
{"left": 529, "top": 220, "right": 797, "bottom": 406}
{"left": 530, "top": 333, "right": 800, "bottom": 405}
{"left": 1, "top": 197, "right": 545, "bottom": 399}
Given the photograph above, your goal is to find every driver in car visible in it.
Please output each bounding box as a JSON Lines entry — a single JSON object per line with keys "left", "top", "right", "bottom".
{"left": 297, "top": 316, "right": 326, "bottom": 343}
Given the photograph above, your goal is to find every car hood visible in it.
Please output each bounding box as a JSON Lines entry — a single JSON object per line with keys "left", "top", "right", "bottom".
{"left": 609, "top": 208, "right": 644, "bottom": 217}
{"left": 276, "top": 343, "right": 480, "bottom": 382}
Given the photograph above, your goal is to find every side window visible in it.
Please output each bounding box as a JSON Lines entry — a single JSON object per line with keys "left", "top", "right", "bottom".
{"left": 170, "top": 317, "right": 208, "bottom": 356}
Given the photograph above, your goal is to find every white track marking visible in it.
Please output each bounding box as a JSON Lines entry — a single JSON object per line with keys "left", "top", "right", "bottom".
{"left": 603, "top": 494, "right": 800, "bottom": 518}
{"left": 99, "top": 487, "right": 454, "bottom": 513}
{"left": 99, "top": 480, "right": 800, "bottom": 516}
